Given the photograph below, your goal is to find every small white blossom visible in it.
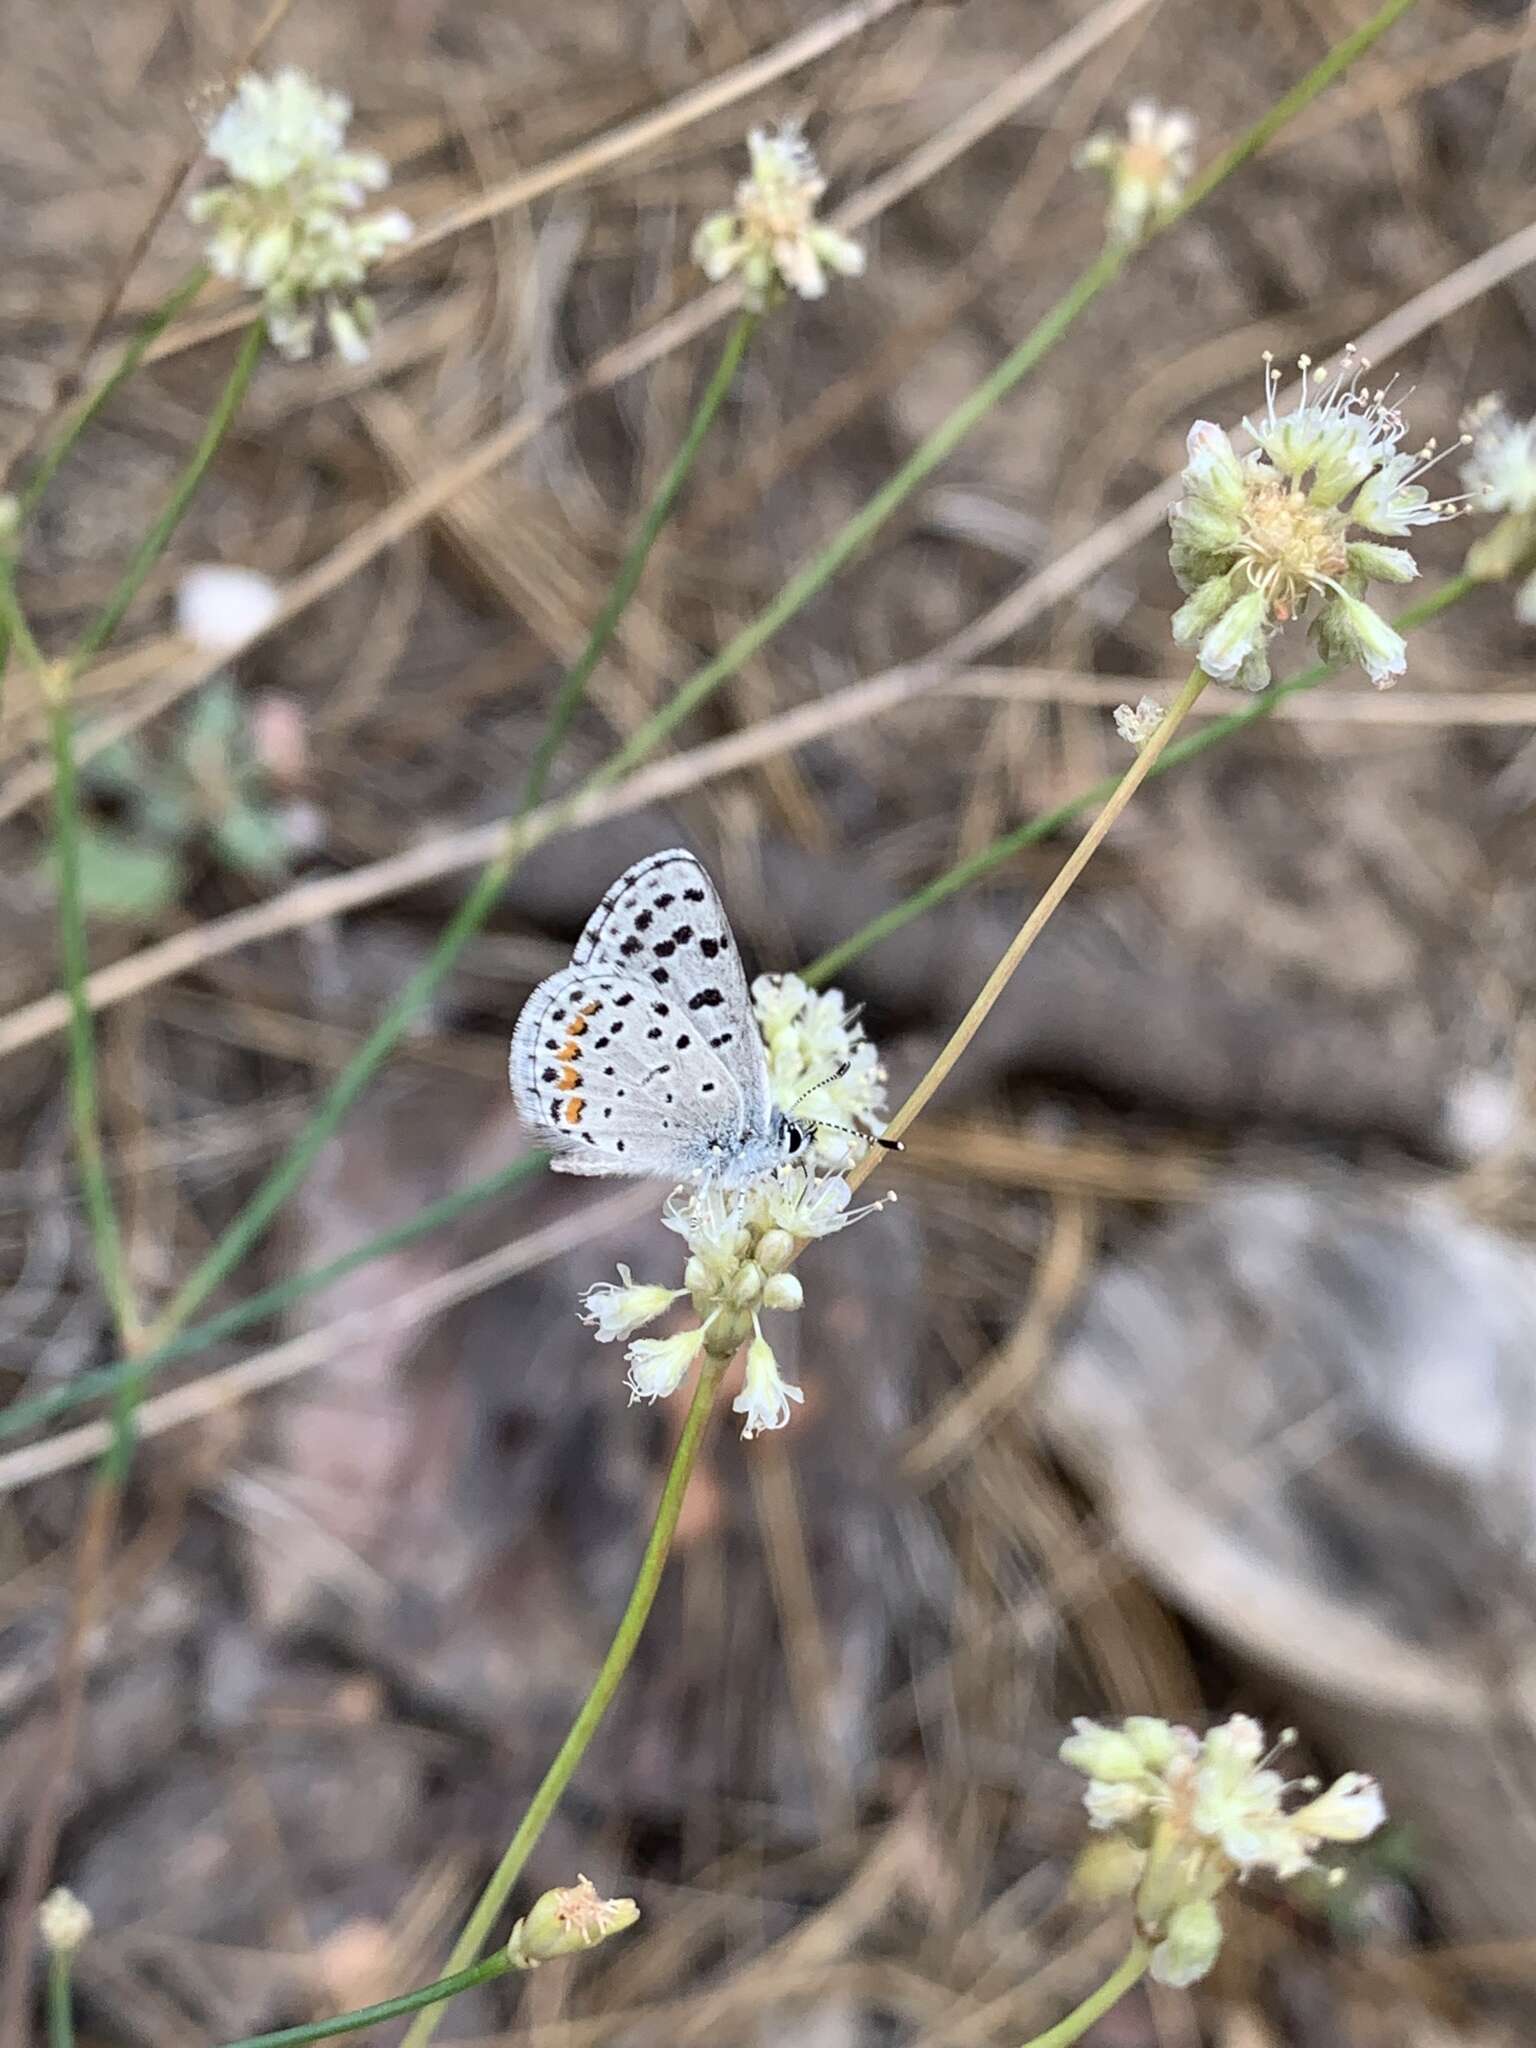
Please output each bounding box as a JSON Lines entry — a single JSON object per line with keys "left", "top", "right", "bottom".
{"left": 1169, "top": 349, "right": 1465, "bottom": 690}
{"left": 189, "top": 69, "right": 412, "bottom": 361}
{"left": 1112, "top": 696, "right": 1165, "bottom": 748}
{"left": 581, "top": 1264, "right": 686, "bottom": 1343}
{"left": 1060, "top": 1714, "right": 1387, "bottom": 1986}
{"left": 1075, "top": 101, "right": 1196, "bottom": 245}
{"left": 624, "top": 1326, "right": 704, "bottom": 1405}
{"left": 732, "top": 1322, "right": 805, "bottom": 1439}
{"left": 176, "top": 564, "right": 283, "bottom": 655}
{"left": 692, "top": 122, "right": 864, "bottom": 310}
{"left": 38, "top": 1888, "right": 92, "bottom": 1954}
{"left": 1462, "top": 396, "right": 1536, "bottom": 623}
{"left": 752, "top": 973, "right": 887, "bottom": 1170}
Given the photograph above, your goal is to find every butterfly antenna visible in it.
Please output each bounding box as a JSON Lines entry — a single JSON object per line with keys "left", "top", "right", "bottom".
{"left": 789, "top": 1061, "right": 904, "bottom": 1154}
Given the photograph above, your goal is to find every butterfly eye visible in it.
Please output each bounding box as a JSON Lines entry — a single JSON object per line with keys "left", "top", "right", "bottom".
{"left": 784, "top": 1122, "right": 805, "bottom": 1155}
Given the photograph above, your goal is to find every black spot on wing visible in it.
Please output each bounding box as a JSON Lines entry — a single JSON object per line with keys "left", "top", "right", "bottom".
{"left": 687, "top": 987, "right": 724, "bottom": 1011}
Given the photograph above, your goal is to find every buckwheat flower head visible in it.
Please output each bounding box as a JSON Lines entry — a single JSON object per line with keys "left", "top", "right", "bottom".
{"left": 1170, "top": 349, "right": 1466, "bottom": 692}
{"left": 692, "top": 121, "right": 864, "bottom": 310}
{"left": 176, "top": 564, "right": 283, "bottom": 655}
{"left": 38, "top": 1888, "right": 92, "bottom": 1955}
{"left": 1462, "top": 395, "right": 1536, "bottom": 624}
{"left": 506, "top": 1877, "right": 639, "bottom": 1969}
{"left": 189, "top": 68, "right": 412, "bottom": 362}
{"left": 1113, "top": 696, "right": 1165, "bottom": 749}
{"left": 752, "top": 973, "right": 887, "bottom": 1169}
{"left": 1060, "top": 1713, "right": 1386, "bottom": 1987}
{"left": 1075, "top": 101, "right": 1196, "bottom": 246}
{"left": 582, "top": 976, "right": 892, "bottom": 1437}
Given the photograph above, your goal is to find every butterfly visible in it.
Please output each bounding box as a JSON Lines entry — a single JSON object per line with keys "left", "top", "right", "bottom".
{"left": 509, "top": 850, "right": 813, "bottom": 1186}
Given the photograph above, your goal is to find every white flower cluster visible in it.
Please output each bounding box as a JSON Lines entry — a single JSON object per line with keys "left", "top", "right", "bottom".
{"left": 692, "top": 122, "right": 864, "bottom": 310}
{"left": 1061, "top": 1714, "right": 1386, "bottom": 1987}
{"left": 189, "top": 69, "right": 411, "bottom": 362}
{"left": 1171, "top": 350, "right": 1464, "bottom": 691}
{"left": 1462, "top": 395, "right": 1536, "bottom": 623}
{"left": 1075, "top": 101, "right": 1196, "bottom": 247}
{"left": 752, "top": 972, "right": 887, "bottom": 1170}
{"left": 583, "top": 1166, "right": 888, "bottom": 1438}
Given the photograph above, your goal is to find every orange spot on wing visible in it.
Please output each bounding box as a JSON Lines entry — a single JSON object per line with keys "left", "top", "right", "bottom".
{"left": 566, "top": 1015, "right": 589, "bottom": 1036}
{"left": 558, "top": 1041, "right": 581, "bottom": 1061}
{"left": 556, "top": 1065, "right": 581, "bottom": 1092}
{"left": 563, "top": 1096, "right": 585, "bottom": 1126}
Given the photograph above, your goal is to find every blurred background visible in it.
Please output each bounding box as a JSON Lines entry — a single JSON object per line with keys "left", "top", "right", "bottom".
{"left": 3, "top": 0, "right": 1536, "bottom": 2041}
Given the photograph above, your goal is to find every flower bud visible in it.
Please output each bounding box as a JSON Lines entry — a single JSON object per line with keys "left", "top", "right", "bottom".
{"left": 1069, "top": 1837, "right": 1146, "bottom": 1904}
{"left": 1060, "top": 1718, "right": 1151, "bottom": 1782}
{"left": 761, "top": 1272, "right": 804, "bottom": 1313}
{"left": 506, "top": 1878, "right": 639, "bottom": 1969}
{"left": 726, "top": 1260, "right": 764, "bottom": 1308}
{"left": 755, "top": 1228, "right": 796, "bottom": 1274}
{"left": 1150, "top": 1898, "right": 1223, "bottom": 1987}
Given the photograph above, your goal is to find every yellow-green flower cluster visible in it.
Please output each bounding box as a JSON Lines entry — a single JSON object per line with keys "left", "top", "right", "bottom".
{"left": 1062, "top": 1714, "right": 1386, "bottom": 1987}
{"left": 1462, "top": 395, "right": 1536, "bottom": 622}
{"left": 752, "top": 972, "right": 887, "bottom": 1171}
{"left": 692, "top": 122, "right": 864, "bottom": 310}
{"left": 1171, "top": 350, "right": 1464, "bottom": 691}
{"left": 189, "top": 69, "right": 411, "bottom": 362}
{"left": 1075, "top": 101, "right": 1196, "bottom": 246}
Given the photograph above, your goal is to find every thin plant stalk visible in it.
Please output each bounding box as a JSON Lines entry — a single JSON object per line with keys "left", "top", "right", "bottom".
{"left": 17, "top": 267, "right": 210, "bottom": 526}
{"left": 45, "top": 1949, "right": 76, "bottom": 2048}
{"left": 125, "top": 0, "right": 1422, "bottom": 1364}
{"left": 0, "top": 319, "right": 262, "bottom": 2048}
{"left": 215, "top": 1956, "right": 513, "bottom": 2048}
{"left": 805, "top": 572, "right": 1477, "bottom": 986}
{"left": 522, "top": 310, "right": 758, "bottom": 807}
{"left": 397, "top": 1351, "right": 730, "bottom": 2048}
{"left": 72, "top": 315, "right": 265, "bottom": 666}
{"left": 1018, "top": 1942, "right": 1151, "bottom": 2048}
{"left": 848, "top": 665, "right": 1208, "bottom": 1187}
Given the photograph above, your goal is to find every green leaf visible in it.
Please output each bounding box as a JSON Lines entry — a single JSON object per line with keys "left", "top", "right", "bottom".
{"left": 65, "top": 825, "right": 184, "bottom": 922}
{"left": 212, "top": 800, "right": 289, "bottom": 877}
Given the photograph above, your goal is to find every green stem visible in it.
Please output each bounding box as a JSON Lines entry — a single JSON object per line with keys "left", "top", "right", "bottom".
{"left": 215, "top": 1954, "right": 512, "bottom": 2048}
{"left": 17, "top": 267, "right": 210, "bottom": 526}
{"left": 70, "top": 314, "right": 264, "bottom": 668}
{"left": 46, "top": 686, "right": 141, "bottom": 1384}
{"left": 1018, "top": 1942, "right": 1150, "bottom": 2048}
{"left": 804, "top": 573, "right": 1475, "bottom": 987}
{"left": 0, "top": 1156, "right": 550, "bottom": 1446}
{"left": 589, "top": 245, "right": 1128, "bottom": 793}
{"left": 397, "top": 1351, "right": 729, "bottom": 2048}
{"left": 522, "top": 311, "right": 758, "bottom": 808}
{"left": 45, "top": 1950, "right": 76, "bottom": 2048}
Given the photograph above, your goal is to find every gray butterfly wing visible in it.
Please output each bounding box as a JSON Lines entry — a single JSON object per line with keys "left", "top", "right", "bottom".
{"left": 509, "top": 851, "right": 773, "bottom": 1180}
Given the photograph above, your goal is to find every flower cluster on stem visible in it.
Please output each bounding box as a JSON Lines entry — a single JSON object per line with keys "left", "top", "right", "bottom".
{"left": 505, "top": 1877, "right": 638, "bottom": 1968}
{"left": 580, "top": 978, "right": 891, "bottom": 1437}
{"left": 1062, "top": 1714, "right": 1386, "bottom": 1987}
{"left": 1462, "top": 394, "right": 1536, "bottom": 622}
{"left": 189, "top": 69, "right": 412, "bottom": 361}
{"left": 692, "top": 122, "right": 864, "bottom": 309}
{"left": 1170, "top": 349, "right": 1465, "bottom": 691}
{"left": 1075, "top": 101, "right": 1196, "bottom": 246}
